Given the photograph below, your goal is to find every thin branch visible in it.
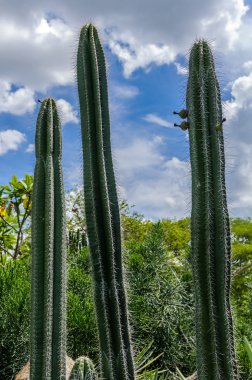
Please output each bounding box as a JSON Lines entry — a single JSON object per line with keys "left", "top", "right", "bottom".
{"left": 0, "top": 214, "right": 19, "bottom": 233}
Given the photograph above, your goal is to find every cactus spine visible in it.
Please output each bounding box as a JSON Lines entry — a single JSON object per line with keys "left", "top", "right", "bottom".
{"left": 30, "top": 98, "right": 66, "bottom": 380}
{"left": 186, "top": 40, "right": 238, "bottom": 379}
{"left": 69, "top": 357, "right": 97, "bottom": 380}
{"left": 77, "top": 24, "right": 135, "bottom": 380}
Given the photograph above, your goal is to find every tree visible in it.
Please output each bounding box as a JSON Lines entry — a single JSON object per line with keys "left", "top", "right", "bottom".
{"left": 0, "top": 175, "right": 33, "bottom": 261}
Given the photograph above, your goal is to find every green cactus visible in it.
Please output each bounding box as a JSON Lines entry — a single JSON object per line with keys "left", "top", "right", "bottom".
{"left": 186, "top": 40, "right": 238, "bottom": 379}
{"left": 69, "top": 357, "right": 97, "bottom": 380}
{"left": 77, "top": 24, "right": 135, "bottom": 380}
{"left": 30, "top": 98, "right": 67, "bottom": 380}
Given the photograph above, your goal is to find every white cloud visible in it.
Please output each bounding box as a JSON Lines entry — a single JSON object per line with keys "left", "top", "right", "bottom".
{"left": 112, "top": 84, "right": 139, "bottom": 99}
{"left": 222, "top": 69, "right": 252, "bottom": 217}
{"left": 143, "top": 113, "right": 173, "bottom": 128}
{"left": 174, "top": 63, "right": 188, "bottom": 76}
{"left": 56, "top": 98, "right": 78, "bottom": 125}
{"left": 115, "top": 135, "right": 190, "bottom": 219}
{"left": 25, "top": 143, "right": 35, "bottom": 153}
{"left": 0, "top": 15, "right": 74, "bottom": 91}
{"left": 243, "top": 60, "right": 252, "bottom": 71}
{"left": 0, "top": 81, "right": 35, "bottom": 115}
{"left": 108, "top": 33, "right": 176, "bottom": 77}
{"left": 0, "top": 129, "right": 26, "bottom": 155}
{"left": 0, "top": 0, "right": 249, "bottom": 89}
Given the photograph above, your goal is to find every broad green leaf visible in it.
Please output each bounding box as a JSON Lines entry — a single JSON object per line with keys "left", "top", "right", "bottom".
{"left": 244, "top": 336, "right": 252, "bottom": 367}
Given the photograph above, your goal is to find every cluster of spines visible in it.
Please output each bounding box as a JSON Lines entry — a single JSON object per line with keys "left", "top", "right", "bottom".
{"left": 30, "top": 98, "right": 66, "bottom": 380}
{"left": 77, "top": 24, "right": 135, "bottom": 380}
{"left": 69, "top": 356, "right": 97, "bottom": 380}
{"left": 186, "top": 40, "right": 238, "bottom": 379}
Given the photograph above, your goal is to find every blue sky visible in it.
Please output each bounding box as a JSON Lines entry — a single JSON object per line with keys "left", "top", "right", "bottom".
{"left": 1, "top": 0, "right": 252, "bottom": 219}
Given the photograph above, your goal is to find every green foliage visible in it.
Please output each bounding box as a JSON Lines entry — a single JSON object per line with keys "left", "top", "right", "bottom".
{"left": 0, "top": 256, "right": 30, "bottom": 380}
{"left": 244, "top": 337, "right": 252, "bottom": 368}
{"left": 186, "top": 40, "right": 237, "bottom": 379}
{"left": 67, "top": 246, "right": 98, "bottom": 361}
{"left": 230, "top": 218, "right": 252, "bottom": 379}
{"left": 0, "top": 176, "right": 252, "bottom": 379}
{"left": 0, "top": 174, "right": 33, "bottom": 260}
{"left": 126, "top": 222, "right": 195, "bottom": 376}
{"left": 135, "top": 341, "right": 167, "bottom": 379}
{"left": 30, "top": 98, "right": 67, "bottom": 379}
{"left": 77, "top": 23, "right": 134, "bottom": 379}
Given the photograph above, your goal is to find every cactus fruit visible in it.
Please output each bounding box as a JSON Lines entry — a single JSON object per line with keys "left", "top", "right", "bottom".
{"left": 30, "top": 98, "right": 66, "bottom": 380}
{"left": 77, "top": 23, "right": 135, "bottom": 380}
{"left": 173, "top": 109, "right": 188, "bottom": 119}
{"left": 69, "top": 357, "right": 97, "bottom": 380}
{"left": 186, "top": 40, "right": 238, "bottom": 379}
{"left": 174, "top": 121, "right": 190, "bottom": 130}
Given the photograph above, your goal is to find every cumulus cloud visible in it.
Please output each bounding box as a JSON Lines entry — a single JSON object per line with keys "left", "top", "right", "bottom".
{"left": 108, "top": 33, "right": 176, "bottom": 77}
{"left": 56, "top": 98, "right": 78, "bottom": 125}
{"left": 143, "top": 113, "right": 173, "bottom": 128}
{"left": 25, "top": 143, "right": 35, "bottom": 153}
{"left": 0, "top": 81, "right": 35, "bottom": 115}
{"left": 223, "top": 70, "right": 252, "bottom": 217}
{"left": 0, "top": 15, "right": 74, "bottom": 91}
{"left": 0, "top": 129, "right": 26, "bottom": 155}
{"left": 115, "top": 135, "right": 190, "bottom": 219}
{"left": 0, "top": 0, "right": 249, "bottom": 89}
{"left": 174, "top": 63, "right": 188, "bottom": 76}
{"left": 111, "top": 84, "right": 139, "bottom": 99}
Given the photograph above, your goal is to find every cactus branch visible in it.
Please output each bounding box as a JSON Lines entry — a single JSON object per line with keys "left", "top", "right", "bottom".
{"left": 186, "top": 40, "right": 238, "bottom": 380}
{"left": 30, "top": 98, "right": 66, "bottom": 380}
{"left": 77, "top": 24, "right": 135, "bottom": 380}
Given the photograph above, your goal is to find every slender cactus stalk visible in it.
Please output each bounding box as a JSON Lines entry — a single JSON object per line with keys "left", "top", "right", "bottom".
{"left": 30, "top": 98, "right": 67, "bottom": 380}
{"left": 69, "top": 357, "right": 97, "bottom": 380}
{"left": 77, "top": 23, "right": 135, "bottom": 380}
{"left": 186, "top": 40, "right": 238, "bottom": 379}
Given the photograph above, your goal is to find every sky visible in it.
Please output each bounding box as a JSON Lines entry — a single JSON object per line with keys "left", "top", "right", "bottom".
{"left": 0, "top": 0, "right": 252, "bottom": 220}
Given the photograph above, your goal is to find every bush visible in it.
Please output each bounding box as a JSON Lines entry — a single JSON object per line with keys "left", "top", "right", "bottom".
{"left": 126, "top": 222, "right": 195, "bottom": 376}
{"left": 0, "top": 255, "right": 30, "bottom": 379}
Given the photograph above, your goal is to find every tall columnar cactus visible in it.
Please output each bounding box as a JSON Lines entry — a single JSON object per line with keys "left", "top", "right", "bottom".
{"left": 30, "top": 98, "right": 66, "bottom": 380}
{"left": 186, "top": 40, "right": 238, "bottom": 379}
{"left": 77, "top": 24, "right": 135, "bottom": 380}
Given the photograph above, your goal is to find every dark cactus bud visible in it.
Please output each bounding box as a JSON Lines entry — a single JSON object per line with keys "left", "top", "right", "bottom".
{"left": 174, "top": 121, "right": 190, "bottom": 130}
{"left": 215, "top": 117, "right": 227, "bottom": 132}
{"left": 173, "top": 109, "right": 188, "bottom": 119}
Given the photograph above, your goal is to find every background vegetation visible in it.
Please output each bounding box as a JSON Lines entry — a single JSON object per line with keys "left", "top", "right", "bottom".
{"left": 0, "top": 176, "right": 251, "bottom": 379}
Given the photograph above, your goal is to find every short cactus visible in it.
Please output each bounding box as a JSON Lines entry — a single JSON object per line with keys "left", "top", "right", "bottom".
{"left": 186, "top": 40, "right": 238, "bottom": 379}
{"left": 69, "top": 357, "right": 97, "bottom": 380}
{"left": 30, "top": 98, "right": 67, "bottom": 380}
{"left": 77, "top": 23, "right": 135, "bottom": 380}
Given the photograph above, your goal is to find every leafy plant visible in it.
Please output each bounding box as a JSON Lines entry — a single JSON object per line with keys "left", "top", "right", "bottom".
{"left": 127, "top": 222, "right": 195, "bottom": 375}
{"left": 244, "top": 337, "right": 252, "bottom": 368}
{"left": 0, "top": 174, "right": 33, "bottom": 260}
{"left": 0, "top": 255, "right": 30, "bottom": 380}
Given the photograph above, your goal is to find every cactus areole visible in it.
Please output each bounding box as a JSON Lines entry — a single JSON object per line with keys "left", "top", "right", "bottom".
{"left": 77, "top": 24, "right": 135, "bottom": 380}
{"left": 186, "top": 40, "right": 238, "bottom": 379}
{"left": 30, "top": 98, "right": 67, "bottom": 380}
